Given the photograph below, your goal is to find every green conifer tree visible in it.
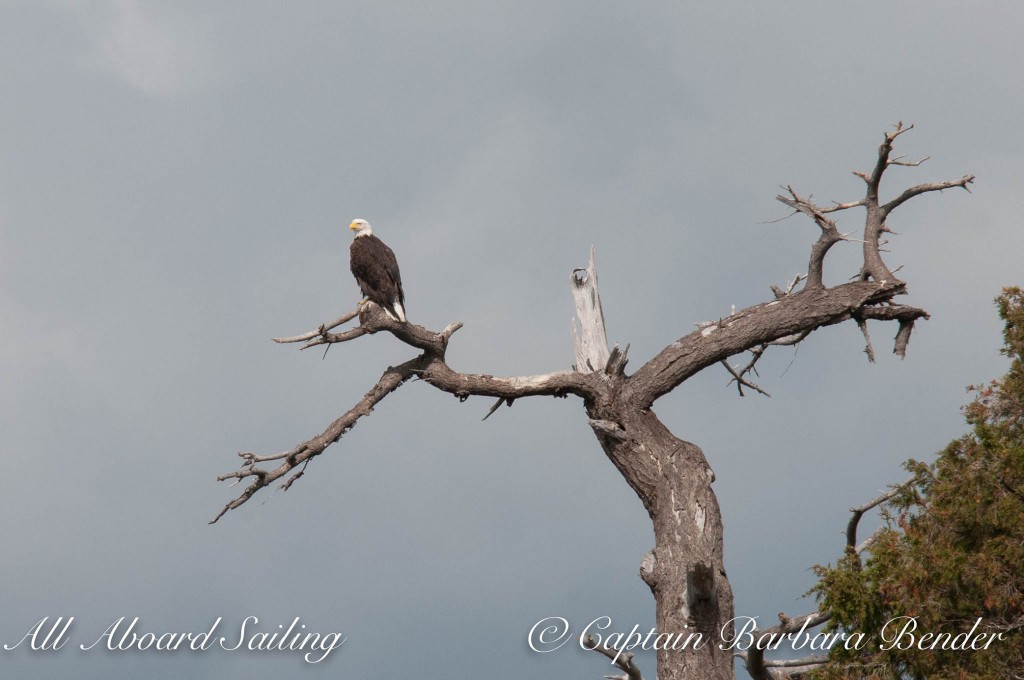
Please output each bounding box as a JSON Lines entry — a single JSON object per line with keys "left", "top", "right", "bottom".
{"left": 810, "top": 287, "right": 1024, "bottom": 679}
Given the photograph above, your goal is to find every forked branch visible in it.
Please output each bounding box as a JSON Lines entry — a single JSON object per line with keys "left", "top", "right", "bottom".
{"left": 776, "top": 186, "right": 843, "bottom": 290}
{"left": 845, "top": 475, "right": 918, "bottom": 553}
{"left": 272, "top": 308, "right": 360, "bottom": 343}
{"left": 630, "top": 124, "right": 970, "bottom": 406}
{"left": 213, "top": 305, "right": 596, "bottom": 522}
{"left": 212, "top": 353, "right": 427, "bottom": 523}
{"left": 583, "top": 634, "right": 646, "bottom": 680}
{"left": 858, "top": 122, "right": 973, "bottom": 282}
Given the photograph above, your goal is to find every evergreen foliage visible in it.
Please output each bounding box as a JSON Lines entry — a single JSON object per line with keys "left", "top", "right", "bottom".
{"left": 810, "top": 288, "right": 1024, "bottom": 679}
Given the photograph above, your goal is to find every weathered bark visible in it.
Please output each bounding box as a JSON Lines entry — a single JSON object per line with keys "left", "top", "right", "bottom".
{"left": 589, "top": 403, "right": 733, "bottom": 679}
{"left": 216, "top": 125, "right": 972, "bottom": 680}
{"left": 571, "top": 246, "right": 612, "bottom": 373}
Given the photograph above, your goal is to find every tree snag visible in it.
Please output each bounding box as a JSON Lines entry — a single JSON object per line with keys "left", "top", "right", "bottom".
{"left": 215, "top": 124, "right": 972, "bottom": 680}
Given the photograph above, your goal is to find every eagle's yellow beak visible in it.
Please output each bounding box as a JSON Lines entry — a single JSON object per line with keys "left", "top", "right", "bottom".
{"left": 348, "top": 221, "right": 360, "bottom": 230}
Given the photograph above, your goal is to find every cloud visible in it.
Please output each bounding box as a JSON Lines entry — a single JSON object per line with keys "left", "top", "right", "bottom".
{"left": 0, "top": 279, "right": 89, "bottom": 413}
{"left": 73, "top": 0, "right": 211, "bottom": 97}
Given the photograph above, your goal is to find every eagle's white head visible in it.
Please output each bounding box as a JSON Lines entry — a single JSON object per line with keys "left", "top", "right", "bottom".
{"left": 349, "top": 218, "right": 373, "bottom": 237}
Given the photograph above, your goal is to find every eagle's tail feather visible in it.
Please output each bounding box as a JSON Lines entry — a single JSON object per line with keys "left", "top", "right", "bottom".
{"left": 391, "top": 299, "right": 407, "bottom": 323}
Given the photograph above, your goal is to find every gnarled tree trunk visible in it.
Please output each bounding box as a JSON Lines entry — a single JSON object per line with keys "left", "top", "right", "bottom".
{"left": 593, "top": 405, "right": 733, "bottom": 679}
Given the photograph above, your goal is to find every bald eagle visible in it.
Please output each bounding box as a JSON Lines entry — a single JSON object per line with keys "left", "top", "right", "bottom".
{"left": 349, "top": 219, "right": 407, "bottom": 322}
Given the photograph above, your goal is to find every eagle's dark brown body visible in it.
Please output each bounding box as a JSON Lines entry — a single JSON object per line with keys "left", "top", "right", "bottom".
{"left": 350, "top": 233, "right": 406, "bottom": 322}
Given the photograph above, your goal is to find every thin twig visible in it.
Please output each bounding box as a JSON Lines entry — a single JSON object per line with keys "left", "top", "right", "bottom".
{"left": 274, "top": 308, "right": 360, "bottom": 343}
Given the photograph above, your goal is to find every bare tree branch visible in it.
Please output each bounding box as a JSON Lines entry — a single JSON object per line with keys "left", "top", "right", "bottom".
{"left": 301, "top": 324, "right": 371, "bottom": 348}
{"left": 764, "top": 655, "right": 830, "bottom": 668}
{"left": 721, "top": 358, "right": 771, "bottom": 397}
{"left": 214, "top": 306, "right": 597, "bottom": 522}
{"left": 882, "top": 175, "right": 974, "bottom": 216}
{"left": 212, "top": 354, "right": 427, "bottom": 523}
{"left": 572, "top": 246, "right": 611, "bottom": 373}
{"left": 742, "top": 611, "right": 833, "bottom": 680}
{"left": 273, "top": 308, "right": 360, "bottom": 343}
{"left": 583, "top": 634, "right": 645, "bottom": 680}
{"left": 856, "top": 122, "right": 972, "bottom": 282}
{"left": 856, "top": 316, "right": 876, "bottom": 363}
{"left": 629, "top": 279, "right": 907, "bottom": 407}
{"left": 481, "top": 396, "right": 513, "bottom": 421}
{"left": 846, "top": 475, "right": 918, "bottom": 551}
{"left": 420, "top": 359, "right": 588, "bottom": 401}
{"left": 855, "top": 526, "right": 887, "bottom": 555}
{"left": 776, "top": 186, "right": 844, "bottom": 290}
{"left": 821, "top": 199, "right": 866, "bottom": 213}
{"left": 630, "top": 124, "right": 967, "bottom": 407}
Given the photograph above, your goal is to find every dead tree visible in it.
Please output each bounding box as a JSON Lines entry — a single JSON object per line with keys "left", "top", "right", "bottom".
{"left": 214, "top": 124, "right": 972, "bottom": 680}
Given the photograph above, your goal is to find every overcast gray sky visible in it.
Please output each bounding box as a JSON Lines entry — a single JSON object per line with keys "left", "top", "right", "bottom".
{"left": 2, "top": 2, "right": 1022, "bottom": 678}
